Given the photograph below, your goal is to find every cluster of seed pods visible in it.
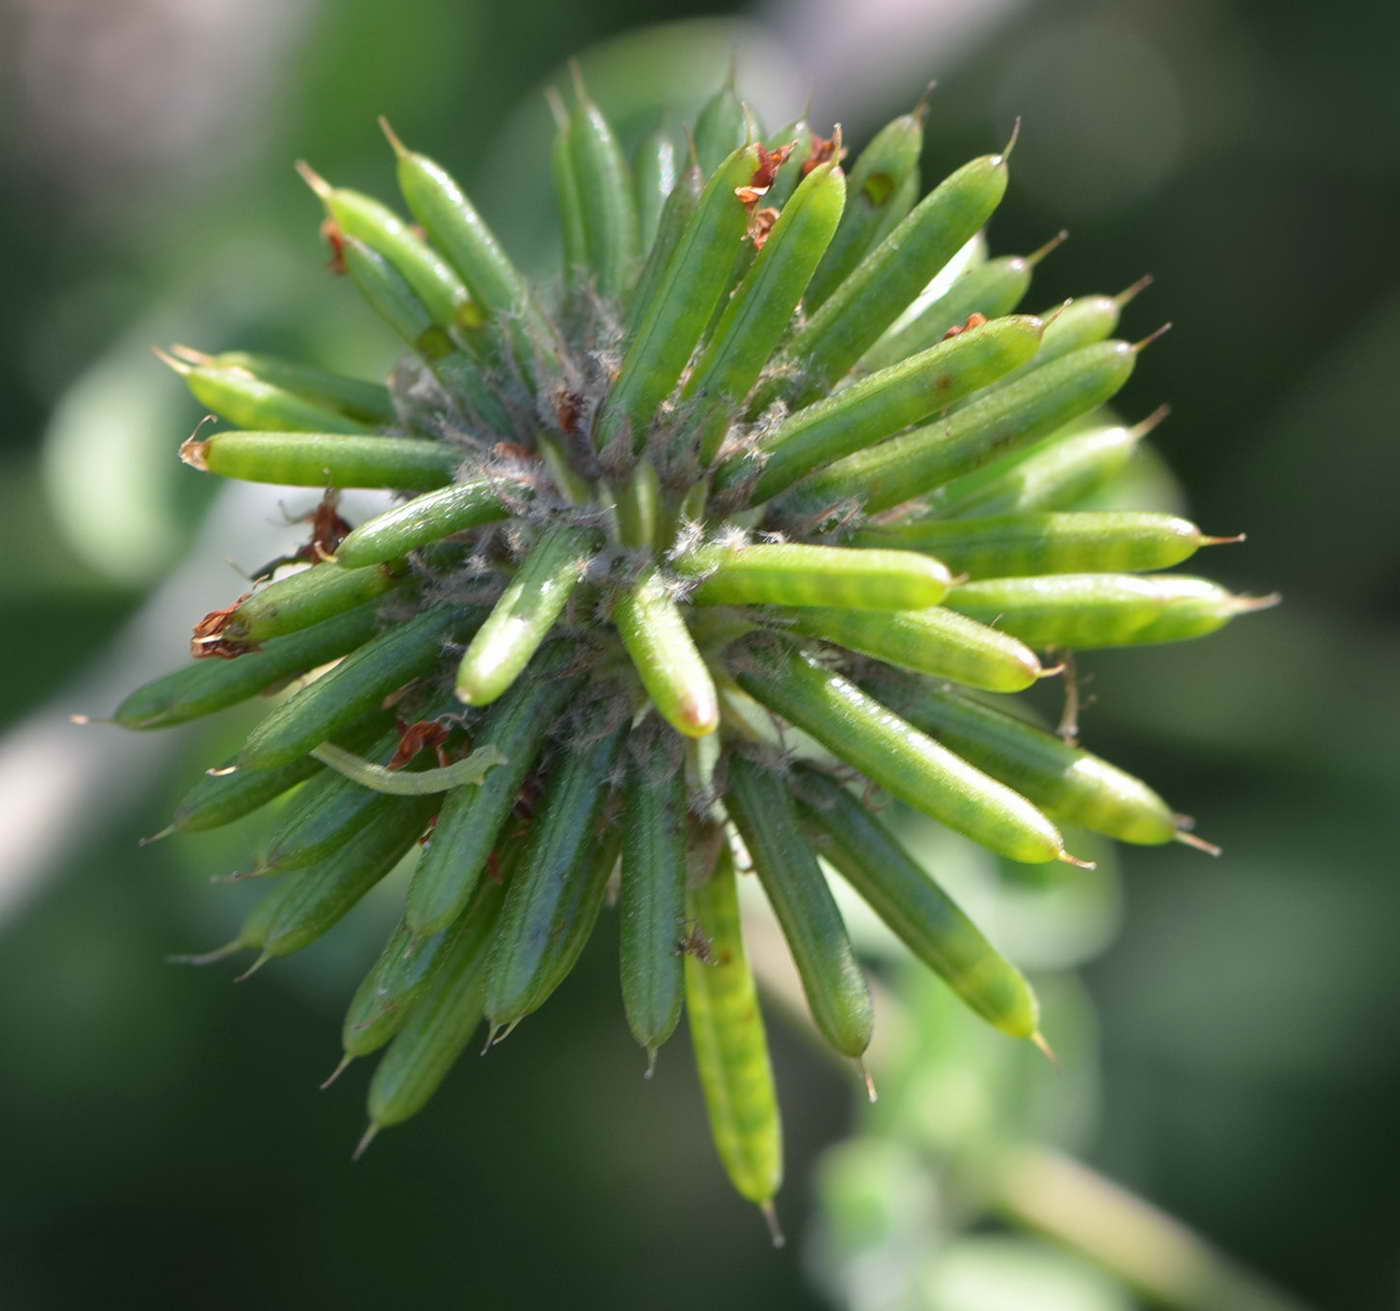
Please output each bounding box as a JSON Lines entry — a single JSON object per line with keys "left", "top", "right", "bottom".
{"left": 116, "top": 65, "right": 1273, "bottom": 1236}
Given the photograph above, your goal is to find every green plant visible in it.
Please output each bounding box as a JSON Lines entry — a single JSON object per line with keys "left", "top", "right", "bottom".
{"left": 119, "top": 65, "right": 1271, "bottom": 1234}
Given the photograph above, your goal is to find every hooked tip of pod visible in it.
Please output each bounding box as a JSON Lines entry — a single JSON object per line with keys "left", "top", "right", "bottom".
{"left": 166, "top": 940, "right": 245, "bottom": 967}
{"left": 377, "top": 114, "right": 407, "bottom": 157}
{"left": 151, "top": 345, "right": 191, "bottom": 375}
{"left": 856, "top": 1059, "right": 878, "bottom": 1104}
{"left": 759, "top": 1201, "right": 786, "bottom": 1249}
{"left": 1058, "top": 850, "right": 1097, "bottom": 871}
{"left": 1116, "top": 273, "right": 1155, "bottom": 306}
{"left": 1133, "top": 403, "right": 1171, "bottom": 438}
{"left": 293, "top": 158, "right": 333, "bottom": 202}
{"left": 1234, "top": 591, "right": 1282, "bottom": 614}
{"left": 1131, "top": 321, "right": 1173, "bottom": 353}
{"left": 320, "top": 1054, "right": 353, "bottom": 1091}
{"left": 233, "top": 952, "right": 271, "bottom": 984}
{"left": 912, "top": 80, "right": 937, "bottom": 123}
{"left": 178, "top": 415, "right": 219, "bottom": 471}
{"left": 1030, "top": 1031, "right": 1059, "bottom": 1065}
{"left": 1174, "top": 829, "right": 1223, "bottom": 858}
{"left": 352, "top": 1122, "right": 381, "bottom": 1162}
{"left": 999, "top": 116, "right": 1022, "bottom": 162}
{"left": 1026, "top": 229, "right": 1070, "bottom": 268}
{"left": 138, "top": 826, "right": 175, "bottom": 847}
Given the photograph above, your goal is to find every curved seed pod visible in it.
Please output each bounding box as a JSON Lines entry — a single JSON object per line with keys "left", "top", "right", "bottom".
{"left": 848, "top": 510, "right": 1221, "bottom": 579}
{"left": 769, "top": 605, "right": 1041, "bottom": 692}
{"left": 924, "top": 411, "right": 1158, "bottom": 519}
{"left": 180, "top": 349, "right": 394, "bottom": 425}
{"left": 341, "top": 235, "right": 457, "bottom": 361}
{"left": 725, "top": 755, "right": 873, "bottom": 1060}
{"left": 764, "top": 149, "right": 1011, "bottom": 409}
{"left": 219, "top": 562, "right": 406, "bottom": 644}
{"left": 171, "top": 713, "right": 392, "bottom": 835}
{"left": 870, "top": 676, "right": 1178, "bottom": 844}
{"left": 333, "top": 480, "right": 516, "bottom": 568}
{"left": 794, "top": 766, "right": 1040, "bottom": 1037}
{"left": 179, "top": 429, "right": 459, "bottom": 492}
{"left": 721, "top": 315, "right": 1045, "bottom": 504}
{"left": 684, "top": 159, "right": 847, "bottom": 467}
{"left": 381, "top": 120, "right": 558, "bottom": 366}
{"left": 567, "top": 71, "right": 640, "bottom": 297}
{"left": 407, "top": 654, "right": 584, "bottom": 936}
{"left": 361, "top": 871, "right": 508, "bottom": 1131}
{"left": 694, "top": 68, "right": 748, "bottom": 176}
{"left": 114, "top": 601, "right": 383, "bottom": 731}
{"left": 633, "top": 127, "right": 678, "bottom": 253}
{"left": 735, "top": 643, "right": 1069, "bottom": 864}
{"left": 261, "top": 793, "right": 438, "bottom": 959}
{"left": 595, "top": 143, "right": 760, "bottom": 452}
{"left": 298, "top": 164, "right": 479, "bottom": 334}
{"left": 454, "top": 522, "right": 596, "bottom": 706}
{"left": 677, "top": 543, "right": 951, "bottom": 610}
{"left": 625, "top": 161, "right": 702, "bottom": 328}
{"left": 239, "top": 605, "right": 477, "bottom": 769}
{"left": 614, "top": 569, "right": 719, "bottom": 738}
{"left": 685, "top": 845, "right": 783, "bottom": 1217}
{"left": 483, "top": 722, "right": 627, "bottom": 1030}
{"left": 158, "top": 353, "right": 372, "bottom": 435}
{"left": 861, "top": 236, "right": 1065, "bottom": 372}
{"left": 619, "top": 745, "right": 687, "bottom": 1063}
{"left": 802, "top": 98, "right": 927, "bottom": 313}
{"left": 944, "top": 573, "right": 1274, "bottom": 649}
{"left": 795, "top": 339, "right": 1137, "bottom": 515}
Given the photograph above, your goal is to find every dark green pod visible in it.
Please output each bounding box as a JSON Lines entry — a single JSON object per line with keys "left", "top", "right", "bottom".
{"left": 625, "top": 162, "right": 702, "bottom": 330}
{"left": 222, "top": 562, "right": 405, "bottom": 644}
{"left": 114, "top": 601, "right": 383, "bottom": 731}
{"left": 633, "top": 128, "right": 679, "bottom": 255}
{"left": 333, "top": 480, "right": 515, "bottom": 569}
{"left": 407, "top": 654, "right": 584, "bottom": 937}
{"left": 869, "top": 676, "right": 1178, "bottom": 844}
{"left": 195, "top": 350, "right": 394, "bottom": 425}
{"left": 341, "top": 235, "right": 457, "bottom": 361}
{"left": 568, "top": 76, "right": 640, "bottom": 297}
{"left": 693, "top": 71, "right": 748, "bottom": 176}
{"left": 619, "top": 743, "right": 687, "bottom": 1060}
{"left": 181, "top": 429, "right": 460, "bottom": 492}
{"left": 794, "top": 767, "right": 1040, "bottom": 1037}
{"left": 725, "top": 755, "right": 873, "bottom": 1060}
{"left": 239, "top": 605, "right": 477, "bottom": 769}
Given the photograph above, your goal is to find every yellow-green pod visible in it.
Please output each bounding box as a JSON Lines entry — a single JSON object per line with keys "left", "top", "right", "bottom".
{"left": 614, "top": 569, "right": 719, "bottom": 738}
{"left": 179, "top": 429, "right": 459, "bottom": 492}
{"left": 333, "top": 480, "right": 515, "bottom": 569}
{"left": 869, "top": 676, "right": 1179, "bottom": 844}
{"left": 685, "top": 846, "right": 783, "bottom": 1221}
{"left": 676, "top": 543, "right": 951, "bottom": 611}
{"left": 769, "top": 605, "right": 1041, "bottom": 692}
{"left": 220, "top": 562, "right": 405, "bottom": 644}
{"left": 187, "top": 348, "right": 395, "bottom": 425}
{"left": 633, "top": 127, "right": 679, "bottom": 254}
{"left": 158, "top": 352, "right": 372, "bottom": 435}
{"left": 795, "top": 766, "right": 1040, "bottom": 1037}
{"left": 848, "top": 511, "right": 1222, "bottom": 579}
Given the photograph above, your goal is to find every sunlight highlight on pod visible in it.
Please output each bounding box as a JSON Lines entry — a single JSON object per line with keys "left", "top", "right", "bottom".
{"left": 107, "top": 60, "right": 1274, "bottom": 1231}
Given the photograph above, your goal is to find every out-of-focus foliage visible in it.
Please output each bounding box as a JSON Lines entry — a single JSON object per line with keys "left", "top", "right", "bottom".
{"left": 0, "top": 1, "right": 1395, "bottom": 1308}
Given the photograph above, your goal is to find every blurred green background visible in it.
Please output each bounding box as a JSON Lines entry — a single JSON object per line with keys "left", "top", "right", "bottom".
{"left": 1, "top": 1, "right": 1396, "bottom": 1307}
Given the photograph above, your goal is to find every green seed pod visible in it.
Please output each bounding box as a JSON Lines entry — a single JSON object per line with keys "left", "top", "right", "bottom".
{"left": 361, "top": 872, "right": 508, "bottom": 1134}
{"left": 238, "top": 605, "right": 476, "bottom": 770}
{"left": 407, "top": 652, "right": 584, "bottom": 937}
{"left": 870, "top": 675, "right": 1179, "bottom": 844}
{"left": 693, "top": 68, "right": 748, "bottom": 176}
{"left": 862, "top": 232, "right": 1066, "bottom": 372}
{"left": 849, "top": 510, "right": 1226, "bottom": 579}
{"left": 218, "top": 562, "right": 405, "bottom": 645}
{"left": 794, "top": 766, "right": 1040, "bottom": 1038}
{"left": 625, "top": 160, "right": 703, "bottom": 329}
{"left": 298, "top": 162, "right": 479, "bottom": 335}
{"left": 596, "top": 143, "right": 760, "bottom": 452}
{"left": 735, "top": 643, "right": 1071, "bottom": 865}
{"left": 525, "top": 826, "right": 623, "bottom": 1010}
{"left": 341, "top": 234, "right": 457, "bottom": 361}
{"left": 261, "top": 792, "right": 438, "bottom": 959}
{"left": 619, "top": 741, "right": 687, "bottom": 1063}
{"left": 633, "top": 127, "right": 679, "bottom": 254}
{"left": 924, "top": 410, "right": 1161, "bottom": 519}
{"left": 333, "top": 480, "right": 516, "bottom": 569}
{"left": 685, "top": 845, "right": 783, "bottom": 1220}
{"left": 795, "top": 339, "right": 1137, "bottom": 514}
{"left": 684, "top": 159, "right": 848, "bottom": 467}
{"left": 567, "top": 69, "right": 640, "bottom": 297}
{"left": 483, "top": 721, "right": 626, "bottom": 1031}
{"left": 769, "top": 605, "right": 1042, "bottom": 692}
{"left": 719, "top": 315, "right": 1045, "bottom": 504}
{"left": 175, "top": 347, "right": 395, "bottom": 425}
{"left": 454, "top": 522, "right": 596, "bottom": 706}
{"left": 802, "top": 97, "right": 927, "bottom": 313}
{"left": 548, "top": 91, "right": 589, "bottom": 290}
{"left": 677, "top": 543, "right": 951, "bottom": 610}
{"left": 114, "top": 601, "right": 383, "bottom": 731}
{"left": 179, "top": 428, "right": 459, "bottom": 492}
{"left": 157, "top": 351, "right": 372, "bottom": 435}
{"left": 725, "top": 755, "right": 873, "bottom": 1060}
{"left": 944, "top": 573, "right": 1274, "bottom": 649}
{"left": 765, "top": 148, "right": 1011, "bottom": 409}
{"left": 614, "top": 569, "right": 719, "bottom": 738}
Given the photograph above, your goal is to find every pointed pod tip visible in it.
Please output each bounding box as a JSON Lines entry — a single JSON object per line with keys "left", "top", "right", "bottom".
{"left": 1026, "top": 229, "right": 1070, "bottom": 267}
{"left": 1000, "top": 116, "right": 1022, "bottom": 161}
{"left": 1174, "top": 829, "right": 1223, "bottom": 858}
{"left": 233, "top": 952, "right": 270, "bottom": 984}
{"left": 1116, "top": 273, "right": 1155, "bottom": 306}
{"left": 1200, "top": 531, "right": 1246, "bottom": 547}
{"left": 856, "top": 1059, "right": 878, "bottom": 1104}
{"left": 151, "top": 345, "right": 190, "bottom": 374}
{"left": 912, "top": 80, "right": 937, "bottom": 122}
{"left": 293, "top": 158, "right": 333, "bottom": 201}
{"left": 169, "top": 343, "right": 211, "bottom": 365}
{"left": 1236, "top": 591, "right": 1282, "bottom": 614}
{"left": 1132, "top": 321, "right": 1173, "bottom": 353}
{"left": 760, "top": 1200, "right": 786, "bottom": 1248}
{"left": 1031, "top": 1030, "right": 1059, "bottom": 1065}
{"left": 1133, "top": 403, "right": 1171, "bottom": 437}
{"left": 543, "top": 85, "right": 568, "bottom": 129}
{"left": 352, "top": 1122, "right": 381, "bottom": 1162}
{"left": 320, "top": 1053, "right": 353, "bottom": 1091}
{"left": 138, "top": 826, "right": 175, "bottom": 847}
{"left": 644, "top": 1048, "right": 658, "bottom": 1080}
{"left": 178, "top": 415, "right": 219, "bottom": 471}
{"left": 166, "top": 940, "right": 244, "bottom": 967}
{"left": 377, "top": 115, "right": 407, "bottom": 157}
{"left": 1058, "top": 851, "right": 1097, "bottom": 871}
